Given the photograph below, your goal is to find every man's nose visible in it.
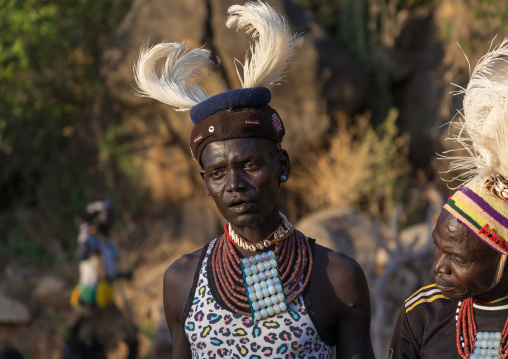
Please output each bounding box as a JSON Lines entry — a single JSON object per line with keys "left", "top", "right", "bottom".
{"left": 433, "top": 247, "right": 451, "bottom": 275}
{"left": 225, "top": 168, "right": 247, "bottom": 192}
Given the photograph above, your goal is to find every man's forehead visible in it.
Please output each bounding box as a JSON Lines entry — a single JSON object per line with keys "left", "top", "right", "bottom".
{"left": 436, "top": 210, "right": 493, "bottom": 258}
{"left": 436, "top": 211, "right": 473, "bottom": 245}
{"left": 202, "top": 138, "right": 275, "bottom": 159}
{"left": 201, "top": 137, "right": 276, "bottom": 165}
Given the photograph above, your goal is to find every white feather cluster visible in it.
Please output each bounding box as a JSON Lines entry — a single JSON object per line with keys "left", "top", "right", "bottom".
{"left": 226, "top": 1, "right": 299, "bottom": 88}
{"left": 133, "top": 2, "right": 298, "bottom": 112}
{"left": 444, "top": 38, "right": 508, "bottom": 187}
{"left": 133, "top": 42, "right": 220, "bottom": 112}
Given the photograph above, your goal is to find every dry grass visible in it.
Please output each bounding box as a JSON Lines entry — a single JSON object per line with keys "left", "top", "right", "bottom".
{"left": 287, "top": 108, "right": 410, "bottom": 219}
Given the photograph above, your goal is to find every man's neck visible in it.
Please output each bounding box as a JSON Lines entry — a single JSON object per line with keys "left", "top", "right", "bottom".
{"left": 231, "top": 210, "right": 282, "bottom": 245}
{"left": 476, "top": 273, "right": 508, "bottom": 303}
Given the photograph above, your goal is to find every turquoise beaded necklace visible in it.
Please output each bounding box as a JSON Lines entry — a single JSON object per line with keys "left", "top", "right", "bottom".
{"left": 469, "top": 331, "right": 502, "bottom": 359}
{"left": 241, "top": 251, "right": 290, "bottom": 321}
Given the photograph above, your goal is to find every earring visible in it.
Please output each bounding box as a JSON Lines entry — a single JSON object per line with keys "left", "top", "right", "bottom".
{"left": 280, "top": 175, "right": 287, "bottom": 182}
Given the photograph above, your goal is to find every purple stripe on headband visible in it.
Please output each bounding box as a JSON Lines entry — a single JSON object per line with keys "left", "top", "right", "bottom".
{"left": 458, "top": 187, "right": 508, "bottom": 229}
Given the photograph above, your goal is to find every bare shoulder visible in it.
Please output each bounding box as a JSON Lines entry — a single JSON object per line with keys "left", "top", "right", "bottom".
{"left": 164, "top": 247, "right": 205, "bottom": 301}
{"left": 309, "top": 242, "right": 374, "bottom": 357}
{"left": 313, "top": 243, "right": 366, "bottom": 281}
{"left": 164, "top": 247, "right": 204, "bottom": 284}
{"left": 163, "top": 247, "right": 206, "bottom": 324}
{"left": 163, "top": 247, "right": 206, "bottom": 359}
{"left": 312, "top": 243, "right": 370, "bottom": 306}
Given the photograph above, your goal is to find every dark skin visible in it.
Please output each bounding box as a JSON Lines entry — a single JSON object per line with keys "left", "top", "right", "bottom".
{"left": 163, "top": 138, "right": 374, "bottom": 359}
{"left": 433, "top": 209, "right": 508, "bottom": 301}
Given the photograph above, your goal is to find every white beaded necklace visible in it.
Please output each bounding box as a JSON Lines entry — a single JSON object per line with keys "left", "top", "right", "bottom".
{"left": 227, "top": 211, "right": 293, "bottom": 252}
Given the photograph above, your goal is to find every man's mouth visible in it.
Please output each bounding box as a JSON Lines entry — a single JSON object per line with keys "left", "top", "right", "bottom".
{"left": 227, "top": 198, "right": 254, "bottom": 213}
{"left": 434, "top": 276, "right": 458, "bottom": 294}
{"left": 435, "top": 281, "right": 454, "bottom": 291}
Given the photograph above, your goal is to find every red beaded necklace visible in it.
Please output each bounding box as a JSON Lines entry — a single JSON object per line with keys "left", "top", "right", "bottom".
{"left": 210, "top": 227, "right": 313, "bottom": 317}
{"left": 456, "top": 297, "right": 508, "bottom": 358}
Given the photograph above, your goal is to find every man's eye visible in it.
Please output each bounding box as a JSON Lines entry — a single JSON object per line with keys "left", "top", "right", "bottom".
{"left": 244, "top": 162, "right": 259, "bottom": 170}
{"left": 210, "top": 170, "right": 224, "bottom": 179}
{"left": 453, "top": 255, "right": 466, "bottom": 264}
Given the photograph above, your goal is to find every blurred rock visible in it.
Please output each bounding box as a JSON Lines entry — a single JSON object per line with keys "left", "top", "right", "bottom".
{"left": 0, "top": 294, "right": 30, "bottom": 325}
{"left": 296, "top": 206, "right": 380, "bottom": 270}
{"left": 208, "top": 0, "right": 367, "bottom": 155}
{"left": 388, "top": 0, "right": 508, "bottom": 173}
{"left": 101, "top": 0, "right": 210, "bottom": 106}
{"left": 390, "top": 10, "right": 446, "bottom": 169}
{"left": 3, "top": 264, "right": 38, "bottom": 295}
{"left": 33, "top": 275, "right": 70, "bottom": 308}
{"left": 46, "top": 239, "right": 66, "bottom": 259}
{"left": 176, "top": 199, "right": 224, "bottom": 246}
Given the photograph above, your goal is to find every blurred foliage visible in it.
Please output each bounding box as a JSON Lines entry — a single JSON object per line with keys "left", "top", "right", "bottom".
{"left": 5, "top": 232, "right": 55, "bottom": 267}
{"left": 288, "top": 108, "right": 410, "bottom": 220}
{"left": 100, "top": 125, "right": 139, "bottom": 181}
{"left": 473, "top": 0, "right": 508, "bottom": 32}
{"left": 0, "top": 0, "right": 132, "bottom": 252}
{"left": 138, "top": 320, "right": 155, "bottom": 342}
{"left": 298, "top": 0, "right": 434, "bottom": 124}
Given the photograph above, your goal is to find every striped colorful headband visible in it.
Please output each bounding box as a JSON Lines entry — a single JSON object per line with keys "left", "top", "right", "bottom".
{"left": 444, "top": 180, "right": 508, "bottom": 255}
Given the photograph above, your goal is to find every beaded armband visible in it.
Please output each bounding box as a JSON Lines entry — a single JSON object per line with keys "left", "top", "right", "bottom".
{"left": 241, "top": 251, "right": 288, "bottom": 321}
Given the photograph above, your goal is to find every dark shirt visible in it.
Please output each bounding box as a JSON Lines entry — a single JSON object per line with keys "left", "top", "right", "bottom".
{"left": 389, "top": 284, "right": 508, "bottom": 359}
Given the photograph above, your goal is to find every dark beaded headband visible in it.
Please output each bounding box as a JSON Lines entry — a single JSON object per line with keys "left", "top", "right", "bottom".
{"left": 189, "top": 88, "right": 285, "bottom": 163}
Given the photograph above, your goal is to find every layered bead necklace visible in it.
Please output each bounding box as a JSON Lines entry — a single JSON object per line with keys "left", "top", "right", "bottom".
{"left": 210, "top": 213, "right": 312, "bottom": 320}
{"left": 456, "top": 297, "right": 508, "bottom": 358}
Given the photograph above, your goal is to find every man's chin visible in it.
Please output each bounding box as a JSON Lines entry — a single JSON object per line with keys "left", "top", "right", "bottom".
{"left": 227, "top": 213, "right": 262, "bottom": 229}
{"left": 441, "top": 291, "right": 466, "bottom": 300}
{"left": 435, "top": 283, "right": 465, "bottom": 300}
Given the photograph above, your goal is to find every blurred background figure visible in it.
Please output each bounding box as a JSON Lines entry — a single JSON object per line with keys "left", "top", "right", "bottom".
{"left": 62, "top": 199, "right": 138, "bottom": 359}
{"left": 72, "top": 199, "right": 118, "bottom": 310}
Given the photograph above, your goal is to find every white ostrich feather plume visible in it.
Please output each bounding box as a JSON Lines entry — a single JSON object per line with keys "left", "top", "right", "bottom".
{"left": 444, "top": 37, "right": 508, "bottom": 187}
{"left": 226, "top": 1, "right": 299, "bottom": 88}
{"left": 133, "top": 42, "right": 220, "bottom": 111}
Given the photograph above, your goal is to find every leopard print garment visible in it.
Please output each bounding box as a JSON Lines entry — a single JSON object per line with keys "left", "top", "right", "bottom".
{"left": 182, "top": 239, "right": 334, "bottom": 359}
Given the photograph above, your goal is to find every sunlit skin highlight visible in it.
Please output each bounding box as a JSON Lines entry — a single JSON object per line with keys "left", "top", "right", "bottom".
{"left": 432, "top": 209, "right": 508, "bottom": 301}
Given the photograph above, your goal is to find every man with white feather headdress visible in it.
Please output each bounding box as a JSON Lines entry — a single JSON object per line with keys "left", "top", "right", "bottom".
{"left": 133, "top": 2, "right": 374, "bottom": 358}
{"left": 389, "top": 39, "right": 508, "bottom": 359}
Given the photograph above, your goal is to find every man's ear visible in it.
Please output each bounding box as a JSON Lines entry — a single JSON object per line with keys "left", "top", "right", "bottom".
{"left": 200, "top": 169, "right": 210, "bottom": 196}
{"left": 278, "top": 149, "right": 290, "bottom": 182}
